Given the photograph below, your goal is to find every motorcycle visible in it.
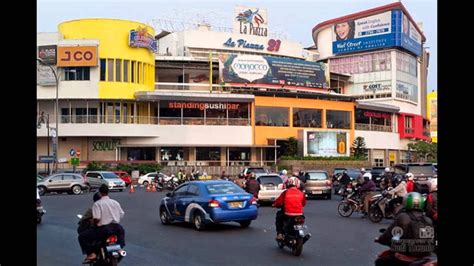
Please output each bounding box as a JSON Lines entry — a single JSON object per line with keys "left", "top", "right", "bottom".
{"left": 76, "top": 214, "right": 127, "bottom": 266}
{"left": 276, "top": 215, "right": 311, "bottom": 256}
{"left": 37, "top": 199, "right": 46, "bottom": 224}
{"left": 337, "top": 186, "right": 377, "bottom": 217}
{"left": 375, "top": 228, "right": 437, "bottom": 266}
{"left": 368, "top": 189, "right": 402, "bottom": 223}
{"left": 153, "top": 174, "right": 179, "bottom": 191}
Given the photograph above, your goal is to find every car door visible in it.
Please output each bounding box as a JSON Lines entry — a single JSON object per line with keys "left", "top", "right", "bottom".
{"left": 62, "top": 174, "right": 75, "bottom": 190}
{"left": 86, "top": 173, "right": 101, "bottom": 188}
{"left": 47, "top": 174, "right": 63, "bottom": 191}
{"left": 177, "top": 184, "right": 199, "bottom": 217}
{"left": 168, "top": 184, "right": 189, "bottom": 221}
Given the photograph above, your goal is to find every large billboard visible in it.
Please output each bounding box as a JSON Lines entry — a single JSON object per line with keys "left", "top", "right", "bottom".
{"left": 57, "top": 46, "right": 98, "bottom": 67}
{"left": 233, "top": 6, "right": 268, "bottom": 37}
{"left": 219, "top": 54, "right": 329, "bottom": 89}
{"left": 306, "top": 131, "right": 348, "bottom": 157}
{"left": 332, "top": 10, "right": 422, "bottom": 57}
{"left": 38, "top": 45, "right": 57, "bottom": 65}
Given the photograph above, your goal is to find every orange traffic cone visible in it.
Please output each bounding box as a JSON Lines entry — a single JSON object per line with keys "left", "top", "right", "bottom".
{"left": 146, "top": 184, "right": 151, "bottom": 192}
{"left": 152, "top": 184, "right": 157, "bottom": 192}
{"left": 129, "top": 185, "right": 135, "bottom": 193}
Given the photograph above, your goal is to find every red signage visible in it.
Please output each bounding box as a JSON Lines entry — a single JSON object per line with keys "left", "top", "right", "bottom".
{"left": 168, "top": 102, "right": 240, "bottom": 111}
{"left": 363, "top": 111, "right": 391, "bottom": 119}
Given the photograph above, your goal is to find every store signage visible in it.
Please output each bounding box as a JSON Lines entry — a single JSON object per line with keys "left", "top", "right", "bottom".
{"left": 363, "top": 83, "right": 391, "bottom": 92}
{"left": 129, "top": 27, "right": 157, "bottom": 53}
{"left": 168, "top": 102, "right": 240, "bottom": 111}
{"left": 92, "top": 139, "right": 121, "bottom": 151}
{"left": 38, "top": 45, "right": 57, "bottom": 65}
{"left": 57, "top": 46, "right": 98, "bottom": 67}
{"left": 234, "top": 6, "right": 268, "bottom": 37}
{"left": 363, "top": 111, "right": 391, "bottom": 119}
{"left": 37, "top": 64, "right": 56, "bottom": 86}
{"left": 223, "top": 38, "right": 264, "bottom": 50}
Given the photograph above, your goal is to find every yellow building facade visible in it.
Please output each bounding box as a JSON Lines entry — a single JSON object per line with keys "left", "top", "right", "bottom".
{"left": 427, "top": 91, "right": 437, "bottom": 143}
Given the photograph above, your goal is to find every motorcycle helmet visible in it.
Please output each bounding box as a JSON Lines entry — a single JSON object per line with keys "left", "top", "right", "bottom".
{"left": 93, "top": 192, "right": 102, "bottom": 202}
{"left": 429, "top": 178, "right": 438, "bottom": 192}
{"left": 281, "top": 169, "right": 288, "bottom": 176}
{"left": 402, "top": 192, "right": 426, "bottom": 211}
{"left": 286, "top": 176, "right": 301, "bottom": 188}
{"left": 406, "top": 172, "right": 414, "bottom": 181}
{"left": 363, "top": 172, "right": 372, "bottom": 181}
{"left": 384, "top": 167, "right": 390, "bottom": 172}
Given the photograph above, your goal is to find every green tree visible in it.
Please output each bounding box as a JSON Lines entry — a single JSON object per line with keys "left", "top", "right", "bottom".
{"left": 84, "top": 161, "right": 110, "bottom": 172}
{"left": 407, "top": 140, "right": 437, "bottom": 162}
{"left": 281, "top": 137, "right": 298, "bottom": 157}
{"left": 351, "top": 137, "right": 368, "bottom": 160}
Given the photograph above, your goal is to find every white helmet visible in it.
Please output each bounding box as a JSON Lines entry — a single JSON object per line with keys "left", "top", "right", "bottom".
{"left": 281, "top": 169, "right": 287, "bottom": 175}
{"left": 363, "top": 172, "right": 372, "bottom": 181}
{"left": 361, "top": 168, "right": 366, "bottom": 172}
{"left": 286, "top": 176, "right": 301, "bottom": 188}
{"left": 429, "top": 178, "right": 437, "bottom": 192}
{"left": 384, "top": 167, "right": 390, "bottom": 172}
{"left": 406, "top": 173, "right": 414, "bottom": 181}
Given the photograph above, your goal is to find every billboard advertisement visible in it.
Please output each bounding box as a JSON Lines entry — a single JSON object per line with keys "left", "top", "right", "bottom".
{"left": 37, "top": 64, "right": 56, "bottom": 86}
{"left": 306, "top": 131, "right": 348, "bottom": 157}
{"left": 396, "top": 81, "right": 418, "bottom": 102}
{"left": 38, "top": 45, "right": 57, "bottom": 65}
{"left": 332, "top": 10, "right": 422, "bottom": 57}
{"left": 233, "top": 6, "right": 268, "bottom": 37}
{"left": 57, "top": 46, "right": 98, "bottom": 67}
{"left": 219, "top": 54, "right": 329, "bottom": 89}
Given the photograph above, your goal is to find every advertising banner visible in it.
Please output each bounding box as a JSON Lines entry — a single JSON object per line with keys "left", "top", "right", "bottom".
{"left": 350, "top": 79, "right": 392, "bottom": 96}
{"left": 57, "top": 46, "right": 98, "bottom": 67}
{"left": 219, "top": 54, "right": 329, "bottom": 89}
{"left": 38, "top": 45, "right": 57, "bottom": 65}
{"left": 37, "top": 64, "right": 56, "bottom": 86}
{"left": 396, "top": 81, "right": 418, "bottom": 102}
{"left": 400, "top": 12, "right": 422, "bottom": 56}
{"left": 233, "top": 6, "right": 268, "bottom": 37}
{"left": 129, "top": 27, "right": 157, "bottom": 53}
{"left": 306, "top": 131, "right": 348, "bottom": 157}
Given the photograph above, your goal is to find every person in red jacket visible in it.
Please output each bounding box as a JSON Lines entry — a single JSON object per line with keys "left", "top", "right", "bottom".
{"left": 405, "top": 173, "right": 415, "bottom": 193}
{"left": 272, "top": 176, "right": 306, "bottom": 240}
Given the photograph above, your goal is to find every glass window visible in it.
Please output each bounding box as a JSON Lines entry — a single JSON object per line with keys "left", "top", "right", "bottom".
{"left": 107, "top": 59, "right": 114, "bottom": 81}
{"left": 88, "top": 108, "right": 98, "bottom": 123}
{"left": 115, "top": 59, "right": 122, "bottom": 82}
{"left": 174, "top": 185, "right": 189, "bottom": 196}
{"left": 326, "top": 110, "right": 351, "bottom": 129}
{"left": 61, "top": 108, "right": 70, "bottom": 123}
{"left": 160, "top": 147, "right": 184, "bottom": 161}
{"left": 123, "top": 60, "right": 129, "bottom": 82}
{"left": 293, "top": 108, "right": 322, "bottom": 128}
{"left": 62, "top": 174, "right": 74, "bottom": 181}
{"left": 127, "top": 147, "right": 156, "bottom": 161}
{"left": 196, "top": 147, "right": 220, "bottom": 161}
{"left": 50, "top": 175, "right": 62, "bottom": 181}
{"left": 257, "top": 176, "right": 282, "bottom": 185}
{"left": 100, "top": 59, "right": 106, "bottom": 81}
{"left": 255, "top": 107, "right": 289, "bottom": 127}
{"left": 187, "top": 185, "right": 200, "bottom": 196}
{"left": 159, "top": 101, "right": 181, "bottom": 118}
{"left": 229, "top": 148, "right": 250, "bottom": 161}
{"left": 205, "top": 183, "right": 244, "bottom": 195}
{"left": 137, "top": 62, "right": 141, "bottom": 84}
{"left": 355, "top": 109, "right": 370, "bottom": 124}
{"left": 131, "top": 61, "right": 135, "bottom": 83}
{"left": 63, "top": 67, "right": 90, "bottom": 81}
{"left": 75, "top": 108, "right": 87, "bottom": 123}
{"left": 306, "top": 172, "right": 329, "bottom": 180}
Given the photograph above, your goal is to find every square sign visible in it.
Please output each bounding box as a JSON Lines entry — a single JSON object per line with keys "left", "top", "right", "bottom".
{"left": 70, "top": 157, "right": 80, "bottom": 166}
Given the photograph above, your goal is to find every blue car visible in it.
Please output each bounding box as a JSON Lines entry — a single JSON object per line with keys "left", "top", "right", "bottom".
{"left": 159, "top": 180, "right": 258, "bottom": 230}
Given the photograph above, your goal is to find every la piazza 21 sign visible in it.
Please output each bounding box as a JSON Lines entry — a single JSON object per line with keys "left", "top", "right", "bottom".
{"left": 223, "top": 37, "right": 281, "bottom": 52}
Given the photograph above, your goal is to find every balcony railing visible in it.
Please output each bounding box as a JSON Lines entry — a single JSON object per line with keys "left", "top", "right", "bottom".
{"left": 54, "top": 115, "right": 250, "bottom": 126}
{"left": 355, "top": 123, "right": 393, "bottom": 132}
{"left": 405, "top": 128, "right": 415, "bottom": 134}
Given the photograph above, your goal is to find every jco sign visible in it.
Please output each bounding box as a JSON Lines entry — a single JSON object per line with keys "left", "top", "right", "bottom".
{"left": 57, "top": 46, "right": 98, "bottom": 67}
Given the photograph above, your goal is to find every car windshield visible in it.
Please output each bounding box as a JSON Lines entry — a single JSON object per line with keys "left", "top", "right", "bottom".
{"left": 258, "top": 176, "right": 282, "bottom": 185}
{"left": 37, "top": 175, "right": 44, "bottom": 182}
{"left": 371, "top": 168, "right": 385, "bottom": 174}
{"left": 206, "top": 183, "right": 245, "bottom": 194}
{"left": 409, "top": 166, "right": 434, "bottom": 175}
{"left": 346, "top": 169, "right": 361, "bottom": 178}
{"left": 102, "top": 172, "right": 119, "bottom": 179}
{"left": 333, "top": 169, "right": 345, "bottom": 175}
{"left": 306, "top": 172, "right": 328, "bottom": 180}
{"left": 249, "top": 168, "right": 267, "bottom": 174}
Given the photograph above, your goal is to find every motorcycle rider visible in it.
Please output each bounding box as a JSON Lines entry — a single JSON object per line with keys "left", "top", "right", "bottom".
{"left": 358, "top": 172, "right": 377, "bottom": 218}
{"left": 425, "top": 178, "right": 438, "bottom": 254}
{"left": 77, "top": 192, "right": 102, "bottom": 234}
{"left": 297, "top": 170, "right": 307, "bottom": 191}
{"left": 338, "top": 170, "right": 352, "bottom": 195}
{"left": 387, "top": 175, "right": 408, "bottom": 215}
{"left": 79, "top": 185, "right": 125, "bottom": 263}
{"left": 280, "top": 169, "right": 289, "bottom": 186}
{"left": 375, "top": 192, "right": 434, "bottom": 266}
{"left": 272, "top": 177, "right": 306, "bottom": 240}
{"left": 405, "top": 173, "right": 415, "bottom": 193}
{"left": 235, "top": 173, "right": 246, "bottom": 189}
{"left": 177, "top": 169, "right": 185, "bottom": 183}
{"left": 244, "top": 173, "right": 260, "bottom": 198}
{"left": 381, "top": 167, "right": 393, "bottom": 190}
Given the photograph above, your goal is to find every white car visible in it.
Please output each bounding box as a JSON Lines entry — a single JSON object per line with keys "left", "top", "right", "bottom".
{"left": 256, "top": 174, "right": 285, "bottom": 203}
{"left": 138, "top": 172, "right": 159, "bottom": 186}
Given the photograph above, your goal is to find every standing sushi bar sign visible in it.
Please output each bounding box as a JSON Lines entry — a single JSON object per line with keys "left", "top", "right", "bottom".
{"left": 129, "top": 27, "right": 157, "bottom": 53}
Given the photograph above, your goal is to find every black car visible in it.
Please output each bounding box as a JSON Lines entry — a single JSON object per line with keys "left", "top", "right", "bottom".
{"left": 370, "top": 167, "right": 386, "bottom": 187}
{"left": 393, "top": 163, "right": 436, "bottom": 193}
{"left": 333, "top": 168, "right": 361, "bottom": 194}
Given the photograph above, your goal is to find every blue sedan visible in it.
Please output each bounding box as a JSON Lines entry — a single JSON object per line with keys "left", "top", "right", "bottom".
{"left": 159, "top": 180, "right": 258, "bottom": 230}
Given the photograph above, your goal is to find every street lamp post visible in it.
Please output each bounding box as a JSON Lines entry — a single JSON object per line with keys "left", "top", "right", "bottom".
{"left": 37, "top": 112, "right": 51, "bottom": 174}
{"left": 37, "top": 58, "right": 59, "bottom": 172}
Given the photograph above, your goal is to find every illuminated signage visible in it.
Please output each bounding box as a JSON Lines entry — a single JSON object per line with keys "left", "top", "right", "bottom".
{"left": 57, "top": 46, "right": 98, "bottom": 67}
{"left": 129, "top": 27, "right": 157, "bottom": 53}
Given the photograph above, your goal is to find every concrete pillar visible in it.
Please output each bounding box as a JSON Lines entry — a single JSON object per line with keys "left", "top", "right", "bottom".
{"left": 250, "top": 147, "right": 257, "bottom": 165}
{"left": 220, "top": 147, "right": 226, "bottom": 166}
{"left": 188, "top": 147, "right": 196, "bottom": 162}
{"left": 155, "top": 148, "right": 160, "bottom": 163}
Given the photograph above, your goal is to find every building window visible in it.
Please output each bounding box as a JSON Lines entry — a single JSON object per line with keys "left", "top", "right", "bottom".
{"left": 326, "top": 110, "right": 351, "bottom": 129}
{"left": 100, "top": 59, "right": 106, "bottom": 81}
{"left": 229, "top": 148, "right": 250, "bottom": 162}
{"left": 374, "top": 158, "right": 384, "bottom": 167}
{"left": 107, "top": 59, "right": 114, "bottom": 82}
{"left": 293, "top": 108, "right": 322, "bottom": 128}
{"left": 404, "top": 116, "right": 413, "bottom": 133}
{"left": 88, "top": 108, "right": 98, "bottom": 123}
{"left": 123, "top": 60, "right": 129, "bottom": 82}
{"left": 61, "top": 108, "right": 70, "bottom": 123}
{"left": 115, "top": 59, "right": 122, "bottom": 82}
{"left": 255, "top": 107, "right": 289, "bottom": 127}
{"left": 330, "top": 51, "right": 391, "bottom": 75}
{"left": 137, "top": 62, "right": 141, "bottom": 84}
{"left": 63, "top": 67, "right": 90, "bottom": 81}
{"left": 127, "top": 147, "right": 156, "bottom": 161}
{"left": 131, "top": 61, "right": 135, "bottom": 83}
{"left": 160, "top": 147, "right": 184, "bottom": 161}
{"left": 196, "top": 147, "right": 220, "bottom": 161}
{"left": 396, "top": 51, "right": 417, "bottom": 77}
{"left": 74, "top": 108, "right": 87, "bottom": 123}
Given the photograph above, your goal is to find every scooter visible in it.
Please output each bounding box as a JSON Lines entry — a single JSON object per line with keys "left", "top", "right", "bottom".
{"left": 276, "top": 215, "right": 311, "bottom": 256}
{"left": 37, "top": 199, "right": 46, "bottom": 224}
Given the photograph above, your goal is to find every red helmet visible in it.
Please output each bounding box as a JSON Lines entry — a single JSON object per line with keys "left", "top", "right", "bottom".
{"left": 286, "top": 176, "right": 301, "bottom": 188}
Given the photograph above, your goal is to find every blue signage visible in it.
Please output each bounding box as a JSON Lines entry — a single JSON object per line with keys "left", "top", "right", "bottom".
{"left": 332, "top": 10, "right": 421, "bottom": 57}
{"left": 129, "top": 28, "right": 157, "bottom": 53}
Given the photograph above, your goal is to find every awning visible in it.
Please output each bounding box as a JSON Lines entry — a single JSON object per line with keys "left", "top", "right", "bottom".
{"left": 135, "top": 91, "right": 255, "bottom": 103}
{"left": 356, "top": 101, "right": 400, "bottom": 113}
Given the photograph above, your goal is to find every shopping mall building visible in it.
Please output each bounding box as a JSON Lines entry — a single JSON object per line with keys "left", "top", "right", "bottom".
{"left": 37, "top": 3, "right": 431, "bottom": 168}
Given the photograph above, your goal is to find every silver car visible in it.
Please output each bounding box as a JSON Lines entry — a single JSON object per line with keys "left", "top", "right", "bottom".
{"left": 85, "top": 171, "right": 126, "bottom": 191}
{"left": 37, "top": 173, "right": 89, "bottom": 195}
{"left": 257, "top": 174, "right": 285, "bottom": 203}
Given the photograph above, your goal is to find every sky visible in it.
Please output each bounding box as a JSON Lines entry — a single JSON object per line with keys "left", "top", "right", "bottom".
{"left": 37, "top": 0, "right": 437, "bottom": 91}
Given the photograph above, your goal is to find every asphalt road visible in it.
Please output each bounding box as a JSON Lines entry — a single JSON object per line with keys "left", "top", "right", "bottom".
{"left": 37, "top": 187, "right": 396, "bottom": 266}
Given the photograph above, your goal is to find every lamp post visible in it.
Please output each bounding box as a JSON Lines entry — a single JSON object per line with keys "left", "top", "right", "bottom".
{"left": 37, "top": 112, "right": 51, "bottom": 174}
{"left": 37, "top": 58, "right": 59, "bottom": 172}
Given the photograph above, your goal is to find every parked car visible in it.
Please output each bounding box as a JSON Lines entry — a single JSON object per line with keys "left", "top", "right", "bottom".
{"left": 85, "top": 171, "right": 126, "bottom": 191}
{"left": 333, "top": 168, "right": 361, "bottom": 194}
{"left": 370, "top": 167, "right": 386, "bottom": 187}
{"left": 241, "top": 167, "right": 269, "bottom": 178}
{"left": 37, "top": 173, "right": 89, "bottom": 196}
{"left": 138, "top": 172, "right": 162, "bottom": 186}
{"left": 256, "top": 174, "right": 285, "bottom": 203}
{"left": 304, "top": 170, "right": 332, "bottom": 199}
{"left": 113, "top": 171, "right": 132, "bottom": 187}
{"left": 159, "top": 181, "right": 258, "bottom": 230}
{"left": 393, "top": 163, "right": 436, "bottom": 193}
{"left": 37, "top": 174, "right": 44, "bottom": 182}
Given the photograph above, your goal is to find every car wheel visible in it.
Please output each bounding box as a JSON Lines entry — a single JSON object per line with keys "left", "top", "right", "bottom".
{"left": 38, "top": 186, "right": 46, "bottom": 196}
{"left": 193, "top": 211, "right": 206, "bottom": 231}
{"left": 160, "top": 207, "right": 171, "bottom": 225}
{"left": 72, "top": 185, "right": 82, "bottom": 195}
{"left": 143, "top": 181, "right": 149, "bottom": 186}
{"left": 239, "top": 220, "right": 251, "bottom": 228}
